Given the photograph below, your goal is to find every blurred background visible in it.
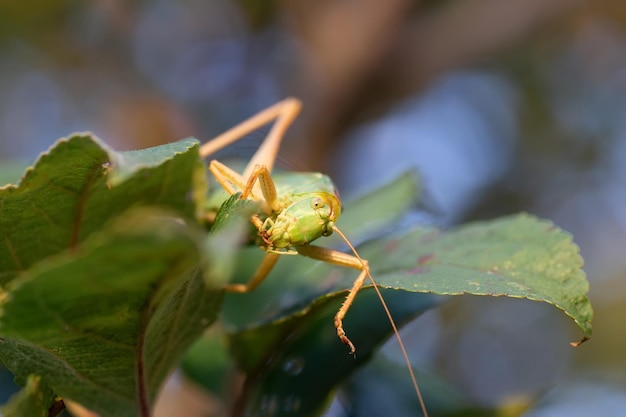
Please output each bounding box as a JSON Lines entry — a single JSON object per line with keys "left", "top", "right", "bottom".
{"left": 0, "top": 0, "right": 624, "bottom": 416}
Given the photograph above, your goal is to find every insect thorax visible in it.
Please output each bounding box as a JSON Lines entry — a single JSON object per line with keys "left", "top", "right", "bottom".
{"left": 260, "top": 173, "right": 342, "bottom": 250}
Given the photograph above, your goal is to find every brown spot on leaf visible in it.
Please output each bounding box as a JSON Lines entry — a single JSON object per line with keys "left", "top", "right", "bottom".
{"left": 418, "top": 254, "right": 434, "bottom": 264}
{"left": 384, "top": 239, "right": 398, "bottom": 253}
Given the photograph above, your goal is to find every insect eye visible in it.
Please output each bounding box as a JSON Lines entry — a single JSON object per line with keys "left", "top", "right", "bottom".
{"left": 311, "top": 197, "right": 325, "bottom": 209}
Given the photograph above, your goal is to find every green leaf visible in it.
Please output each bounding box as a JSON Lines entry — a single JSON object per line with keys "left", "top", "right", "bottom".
{"left": 179, "top": 193, "right": 265, "bottom": 396}
{"left": 0, "top": 134, "right": 205, "bottom": 285}
{"left": 360, "top": 213, "right": 592, "bottom": 343}
{"left": 0, "top": 374, "right": 57, "bottom": 417}
{"left": 0, "top": 210, "right": 230, "bottom": 417}
{"left": 210, "top": 192, "right": 259, "bottom": 235}
{"left": 229, "top": 289, "right": 440, "bottom": 417}
{"left": 180, "top": 335, "right": 232, "bottom": 395}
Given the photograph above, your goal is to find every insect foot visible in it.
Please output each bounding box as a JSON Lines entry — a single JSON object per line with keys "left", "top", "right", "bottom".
{"left": 334, "top": 315, "right": 356, "bottom": 356}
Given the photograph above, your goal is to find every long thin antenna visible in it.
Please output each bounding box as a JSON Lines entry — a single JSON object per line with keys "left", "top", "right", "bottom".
{"left": 333, "top": 226, "right": 429, "bottom": 417}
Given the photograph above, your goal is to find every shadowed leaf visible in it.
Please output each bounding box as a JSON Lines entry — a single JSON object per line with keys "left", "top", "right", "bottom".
{"left": 0, "top": 211, "right": 231, "bottom": 417}
{"left": 230, "top": 289, "right": 440, "bottom": 417}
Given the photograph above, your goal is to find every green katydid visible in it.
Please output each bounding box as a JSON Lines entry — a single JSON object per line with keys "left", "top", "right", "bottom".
{"left": 199, "top": 98, "right": 429, "bottom": 416}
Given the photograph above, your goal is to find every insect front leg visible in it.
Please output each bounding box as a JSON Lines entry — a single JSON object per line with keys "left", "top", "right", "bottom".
{"left": 208, "top": 160, "right": 250, "bottom": 197}
{"left": 239, "top": 165, "right": 279, "bottom": 211}
{"left": 295, "top": 244, "right": 371, "bottom": 355}
{"left": 210, "top": 162, "right": 288, "bottom": 293}
{"left": 223, "top": 251, "right": 281, "bottom": 293}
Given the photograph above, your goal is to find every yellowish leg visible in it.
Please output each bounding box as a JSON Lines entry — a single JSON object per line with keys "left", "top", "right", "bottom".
{"left": 239, "top": 165, "right": 280, "bottom": 213}
{"left": 208, "top": 160, "right": 248, "bottom": 197}
{"left": 210, "top": 161, "right": 281, "bottom": 215}
{"left": 209, "top": 161, "right": 280, "bottom": 292}
{"left": 199, "top": 98, "right": 302, "bottom": 180}
{"left": 203, "top": 97, "right": 300, "bottom": 210}
{"left": 297, "top": 240, "right": 430, "bottom": 417}
{"left": 206, "top": 113, "right": 291, "bottom": 293}
{"left": 223, "top": 252, "right": 281, "bottom": 293}
{"left": 209, "top": 159, "right": 283, "bottom": 291}
{"left": 295, "top": 244, "right": 370, "bottom": 355}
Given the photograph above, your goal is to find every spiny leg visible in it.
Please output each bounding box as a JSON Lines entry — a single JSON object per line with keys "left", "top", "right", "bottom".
{"left": 210, "top": 160, "right": 282, "bottom": 292}
{"left": 209, "top": 161, "right": 285, "bottom": 291}
{"left": 299, "top": 231, "right": 430, "bottom": 417}
{"left": 239, "top": 165, "right": 280, "bottom": 213}
{"left": 295, "top": 244, "right": 370, "bottom": 355}
{"left": 209, "top": 161, "right": 281, "bottom": 293}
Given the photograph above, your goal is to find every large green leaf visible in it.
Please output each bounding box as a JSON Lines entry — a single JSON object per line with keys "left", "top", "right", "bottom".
{"left": 0, "top": 134, "right": 204, "bottom": 285}
{"left": 360, "top": 213, "right": 592, "bottom": 343}
{"left": 0, "top": 210, "right": 230, "bottom": 417}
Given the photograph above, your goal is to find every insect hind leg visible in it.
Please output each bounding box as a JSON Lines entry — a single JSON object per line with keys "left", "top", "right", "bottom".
{"left": 199, "top": 98, "right": 302, "bottom": 179}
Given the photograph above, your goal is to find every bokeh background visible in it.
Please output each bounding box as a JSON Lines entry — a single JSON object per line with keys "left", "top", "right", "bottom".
{"left": 0, "top": 0, "right": 624, "bottom": 416}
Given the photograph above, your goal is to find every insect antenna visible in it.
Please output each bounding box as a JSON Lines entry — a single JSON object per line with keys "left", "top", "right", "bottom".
{"left": 332, "top": 225, "right": 429, "bottom": 417}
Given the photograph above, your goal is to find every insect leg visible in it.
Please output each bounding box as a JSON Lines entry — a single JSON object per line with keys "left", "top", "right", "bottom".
{"left": 297, "top": 238, "right": 430, "bottom": 416}
{"left": 210, "top": 159, "right": 281, "bottom": 291}
{"left": 208, "top": 155, "right": 286, "bottom": 294}
{"left": 224, "top": 251, "right": 281, "bottom": 293}
{"left": 294, "top": 244, "right": 370, "bottom": 355}
{"left": 210, "top": 160, "right": 282, "bottom": 216}
{"left": 209, "top": 161, "right": 282, "bottom": 292}
{"left": 240, "top": 165, "right": 280, "bottom": 213}
{"left": 199, "top": 98, "right": 302, "bottom": 178}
